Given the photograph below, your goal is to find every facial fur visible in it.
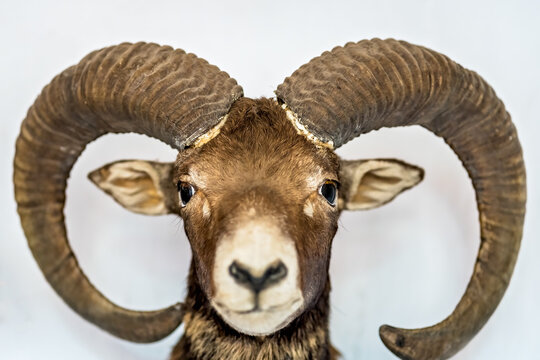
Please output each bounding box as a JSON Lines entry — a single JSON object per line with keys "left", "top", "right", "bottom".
{"left": 173, "top": 98, "right": 340, "bottom": 335}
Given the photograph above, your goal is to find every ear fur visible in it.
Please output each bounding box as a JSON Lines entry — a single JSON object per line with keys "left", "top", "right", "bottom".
{"left": 339, "top": 159, "right": 424, "bottom": 211}
{"left": 88, "top": 160, "right": 177, "bottom": 215}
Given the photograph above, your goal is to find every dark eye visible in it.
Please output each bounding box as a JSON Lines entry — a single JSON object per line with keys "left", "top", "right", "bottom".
{"left": 319, "top": 181, "right": 337, "bottom": 206}
{"left": 177, "top": 182, "right": 195, "bottom": 207}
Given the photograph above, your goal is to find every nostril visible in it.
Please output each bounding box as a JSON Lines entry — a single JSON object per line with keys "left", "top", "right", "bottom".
{"left": 264, "top": 261, "right": 287, "bottom": 284}
{"left": 229, "top": 261, "right": 251, "bottom": 284}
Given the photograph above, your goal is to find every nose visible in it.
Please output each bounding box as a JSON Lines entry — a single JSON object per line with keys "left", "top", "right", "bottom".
{"left": 229, "top": 260, "right": 287, "bottom": 293}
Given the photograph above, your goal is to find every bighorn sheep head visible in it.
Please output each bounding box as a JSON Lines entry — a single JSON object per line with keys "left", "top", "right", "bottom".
{"left": 14, "top": 40, "right": 526, "bottom": 360}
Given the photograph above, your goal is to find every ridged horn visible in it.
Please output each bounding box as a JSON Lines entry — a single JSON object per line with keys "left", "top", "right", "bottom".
{"left": 276, "top": 38, "right": 526, "bottom": 359}
{"left": 13, "top": 42, "right": 243, "bottom": 342}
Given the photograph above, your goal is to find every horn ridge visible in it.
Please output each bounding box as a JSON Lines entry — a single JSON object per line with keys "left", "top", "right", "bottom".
{"left": 14, "top": 42, "right": 242, "bottom": 342}
{"left": 276, "top": 38, "right": 525, "bottom": 359}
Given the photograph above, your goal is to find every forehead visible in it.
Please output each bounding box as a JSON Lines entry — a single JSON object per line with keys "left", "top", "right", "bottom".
{"left": 175, "top": 98, "right": 338, "bottom": 189}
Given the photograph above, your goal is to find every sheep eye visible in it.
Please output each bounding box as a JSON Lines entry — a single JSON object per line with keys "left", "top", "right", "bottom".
{"left": 319, "top": 181, "right": 337, "bottom": 206}
{"left": 177, "top": 182, "right": 195, "bottom": 207}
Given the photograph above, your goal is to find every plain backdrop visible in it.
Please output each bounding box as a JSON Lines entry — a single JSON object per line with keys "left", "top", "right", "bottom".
{"left": 1, "top": 1, "right": 538, "bottom": 359}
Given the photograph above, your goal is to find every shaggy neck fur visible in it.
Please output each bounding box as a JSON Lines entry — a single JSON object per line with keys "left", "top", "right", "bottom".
{"left": 170, "top": 264, "right": 338, "bottom": 360}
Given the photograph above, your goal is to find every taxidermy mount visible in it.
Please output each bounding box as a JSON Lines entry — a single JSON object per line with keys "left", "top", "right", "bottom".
{"left": 13, "top": 39, "right": 526, "bottom": 359}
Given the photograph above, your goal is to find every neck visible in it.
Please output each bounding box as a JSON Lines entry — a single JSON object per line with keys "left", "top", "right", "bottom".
{"left": 170, "top": 264, "right": 337, "bottom": 360}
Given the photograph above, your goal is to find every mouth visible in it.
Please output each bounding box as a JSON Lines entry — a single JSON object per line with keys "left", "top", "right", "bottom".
{"left": 211, "top": 296, "right": 304, "bottom": 336}
{"left": 231, "top": 297, "right": 302, "bottom": 315}
{"left": 216, "top": 297, "right": 302, "bottom": 315}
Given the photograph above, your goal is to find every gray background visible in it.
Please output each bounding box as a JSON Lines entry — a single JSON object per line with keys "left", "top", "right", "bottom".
{"left": 1, "top": 1, "right": 538, "bottom": 359}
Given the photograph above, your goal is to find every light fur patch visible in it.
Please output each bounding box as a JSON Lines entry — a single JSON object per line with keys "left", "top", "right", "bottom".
{"left": 191, "top": 114, "right": 229, "bottom": 148}
{"left": 202, "top": 200, "right": 211, "bottom": 218}
{"left": 187, "top": 168, "right": 208, "bottom": 189}
{"left": 212, "top": 217, "right": 304, "bottom": 335}
{"left": 305, "top": 166, "right": 324, "bottom": 189}
{"left": 303, "top": 201, "right": 314, "bottom": 217}
{"left": 279, "top": 102, "right": 334, "bottom": 149}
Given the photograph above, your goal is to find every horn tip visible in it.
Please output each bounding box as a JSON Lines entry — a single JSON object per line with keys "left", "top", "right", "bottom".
{"left": 379, "top": 325, "right": 414, "bottom": 360}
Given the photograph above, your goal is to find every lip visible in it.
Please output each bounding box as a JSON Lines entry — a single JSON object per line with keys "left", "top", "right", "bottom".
{"left": 216, "top": 297, "right": 302, "bottom": 315}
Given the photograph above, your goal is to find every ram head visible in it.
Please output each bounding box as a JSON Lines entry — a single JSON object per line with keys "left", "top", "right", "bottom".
{"left": 14, "top": 40, "right": 525, "bottom": 359}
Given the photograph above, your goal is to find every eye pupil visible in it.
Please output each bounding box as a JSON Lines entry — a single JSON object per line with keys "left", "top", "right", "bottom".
{"left": 178, "top": 182, "right": 195, "bottom": 207}
{"left": 319, "top": 181, "right": 337, "bottom": 206}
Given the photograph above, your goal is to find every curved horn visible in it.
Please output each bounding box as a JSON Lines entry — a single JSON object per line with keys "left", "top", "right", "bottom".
{"left": 14, "top": 42, "right": 243, "bottom": 342}
{"left": 276, "top": 39, "right": 525, "bottom": 359}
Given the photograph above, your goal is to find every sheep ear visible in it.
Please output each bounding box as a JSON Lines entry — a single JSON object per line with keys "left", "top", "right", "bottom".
{"left": 88, "top": 160, "right": 177, "bottom": 215}
{"left": 339, "top": 159, "right": 424, "bottom": 211}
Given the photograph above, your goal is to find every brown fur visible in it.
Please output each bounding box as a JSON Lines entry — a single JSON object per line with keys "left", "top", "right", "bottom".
{"left": 170, "top": 98, "right": 341, "bottom": 359}
{"left": 174, "top": 98, "right": 340, "bottom": 304}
